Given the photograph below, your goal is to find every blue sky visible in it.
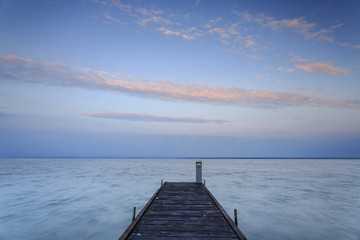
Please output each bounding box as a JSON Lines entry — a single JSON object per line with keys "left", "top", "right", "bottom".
{"left": 0, "top": 0, "right": 359, "bottom": 157}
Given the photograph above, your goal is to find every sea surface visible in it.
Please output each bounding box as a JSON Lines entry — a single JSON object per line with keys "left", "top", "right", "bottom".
{"left": 0, "top": 158, "right": 359, "bottom": 240}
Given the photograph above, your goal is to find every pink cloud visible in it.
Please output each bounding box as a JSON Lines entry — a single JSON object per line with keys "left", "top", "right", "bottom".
{"left": 291, "top": 56, "right": 311, "bottom": 62}
{"left": 1, "top": 55, "right": 358, "bottom": 109}
{"left": 297, "top": 62, "right": 349, "bottom": 75}
{"left": 203, "top": 17, "right": 223, "bottom": 29}
{"left": 245, "top": 39, "right": 256, "bottom": 47}
{"left": 208, "top": 28, "right": 231, "bottom": 39}
{"left": 157, "top": 27, "right": 181, "bottom": 36}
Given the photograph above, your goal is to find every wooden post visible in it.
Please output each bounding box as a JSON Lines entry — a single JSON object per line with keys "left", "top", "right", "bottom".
{"left": 132, "top": 207, "right": 136, "bottom": 221}
{"left": 234, "top": 209, "right": 238, "bottom": 226}
{"left": 203, "top": 179, "right": 206, "bottom": 186}
{"left": 196, "top": 161, "right": 202, "bottom": 183}
{"left": 161, "top": 179, "right": 163, "bottom": 185}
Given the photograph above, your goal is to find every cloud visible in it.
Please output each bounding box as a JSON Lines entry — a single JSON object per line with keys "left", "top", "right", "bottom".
{"left": 135, "top": 7, "right": 164, "bottom": 16}
{"left": 277, "top": 67, "right": 294, "bottom": 72}
{"left": 102, "top": 14, "right": 124, "bottom": 24}
{"left": 234, "top": 11, "right": 337, "bottom": 42}
{"left": 203, "top": 17, "right": 222, "bottom": 29}
{"left": 102, "top": 0, "right": 131, "bottom": 12}
{"left": 247, "top": 55, "right": 263, "bottom": 61}
{"left": 95, "top": 2, "right": 172, "bottom": 27}
{"left": 1, "top": 55, "right": 359, "bottom": 109}
{"left": 157, "top": 27, "right": 201, "bottom": 40}
{"left": 82, "top": 112, "right": 229, "bottom": 124}
{"left": 157, "top": 27, "right": 181, "bottom": 36}
{"left": 194, "top": 0, "right": 200, "bottom": 6}
{"left": 245, "top": 39, "right": 256, "bottom": 47}
{"left": 91, "top": 2, "right": 259, "bottom": 54}
{"left": 338, "top": 42, "right": 360, "bottom": 50}
{"left": 297, "top": 62, "right": 349, "bottom": 75}
{"left": 291, "top": 56, "right": 311, "bottom": 62}
{"left": 208, "top": 28, "right": 231, "bottom": 39}
{"left": 296, "top": 87, "right": 331, "bottom": 93}
{"left": 132, "top": 6, "right": 173, "bottom": 27}
{"left": 138, "top": 16, "right": 172, "bottom": 27}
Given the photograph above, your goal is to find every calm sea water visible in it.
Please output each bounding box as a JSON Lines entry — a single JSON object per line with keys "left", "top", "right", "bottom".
{"left": 0, "top": 158, "right": 359, "bottom": 240}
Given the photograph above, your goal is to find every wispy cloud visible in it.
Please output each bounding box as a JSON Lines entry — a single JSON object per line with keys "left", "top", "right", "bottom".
{"left": 94, "top": 1, "right": 173, "bottom": 27}
{"left": 132, "top": 6, "right": 174, "bottom": 27}
{"left": 135, "top": 7, "right": 165, "bottom": 16}
{"left": 91, "top": 1, "right": 263, "bottom": 53}
{"left": 208, "top": 28, "right": 231, "bottom": 39}
{"left": 291, "top": 56, "right": 311, "bottom": 62}
{"left": 203, "top": 17, "right": 222, "bottom": 29}
{"left": 138, "top": 16, "right": 172, "bottom": 27}
{"left": 296, "top": 87, "right": 331, "bottom": 93}
{"left": 234, "top": 11, "right": 338, "bottom": 42}
{"left": 245, "top": 38, "right": 256, "bottom": 47}
{"left": 338, "top": 42, "right": 360, "bottom": 50}
{"left": 157, "top": 27, "right": 181, "bottom": 36}
{"left": 297, "top": 62, "right": 349, "bottom": 75}
{"left": 106, "top": 0, "right": 131, "bottom": 12}
{"left": 157, "top": 27, "right": 201, "bottom": 40}
{"left": 276, "top": 67, "right": 294, "bottom": 72}
{"left": 102, "top": 14, "right": 124, "bottom": 24}
{"left": 82, "top": 112, "right": 229, "bottom": 124}
{"left": 1, "top": 55, "right": 358, "bottom": 109}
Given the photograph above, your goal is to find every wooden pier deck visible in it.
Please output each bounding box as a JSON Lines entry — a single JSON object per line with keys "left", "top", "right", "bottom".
{"left": 119, "top": 182, "right": 247, "bottom": 240}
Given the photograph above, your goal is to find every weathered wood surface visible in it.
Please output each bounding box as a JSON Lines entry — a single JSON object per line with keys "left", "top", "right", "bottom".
{"left": 119, "top": 182, "right": 247, "bottom": 240}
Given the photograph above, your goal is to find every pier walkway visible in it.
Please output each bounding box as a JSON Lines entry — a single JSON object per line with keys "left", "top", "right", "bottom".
{"left": 119, "top": 182, "right": 247, "bottom": 240}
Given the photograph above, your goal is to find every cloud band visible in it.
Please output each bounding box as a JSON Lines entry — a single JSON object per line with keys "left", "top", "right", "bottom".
{"left": 0, "top": 55, "right": 358, "bottom": 109}
{"left": 82, "top": 112, "right": 229, "bottom": 124}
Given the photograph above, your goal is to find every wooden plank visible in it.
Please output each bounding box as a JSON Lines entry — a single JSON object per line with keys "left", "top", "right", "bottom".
{"left": 128, "top": 237, "right": 239, "bottom": 240}
{"left": 204, "top": 185, "right": 248, "bottom": 240}
{"left": 134, "top": 223, "right": 234, "bottom": 231}
{"left": 128, "top": 230, "right": 239, "bottom": 238}
{"left": 139, "top": 220, "right": 228, "bottom": 226}
{"left": 118, "top": 182, "right": 167, "bottom": 240}
{"left": 119, "top": 182, "right": 247, "bottom": 240}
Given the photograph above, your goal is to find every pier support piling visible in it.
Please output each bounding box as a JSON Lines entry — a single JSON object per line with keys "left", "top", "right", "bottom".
{"left": 132, "top": 207, "right": 136, "bottom": 221}
{"left": 234, "top": 208, "right": 238, "bottom": 226}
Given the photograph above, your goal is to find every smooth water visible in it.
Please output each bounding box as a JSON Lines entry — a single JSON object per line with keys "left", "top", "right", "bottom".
{"left": 0, "top": 158, "right": 359, "bottom": 240}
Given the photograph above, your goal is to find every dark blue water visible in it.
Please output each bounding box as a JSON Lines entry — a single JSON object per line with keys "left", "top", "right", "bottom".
{"left": 0, "top": 158, "right": 359, "bottom": 240}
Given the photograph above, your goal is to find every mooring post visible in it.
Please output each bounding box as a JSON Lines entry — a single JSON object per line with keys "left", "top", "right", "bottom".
{"left": 203, "top": 179, "right": 206, "bottom": 186}
{"left": 234, "top": 208, "right": 238, "bottom": 226}
{"left": 161, "top": 179, "right": 163, "bottom": 185}
{"left": 132, "top": 207, "right": 136, "bottom": 221}
{"left": 196, "top": 161, "right": 202, "bottom": 183}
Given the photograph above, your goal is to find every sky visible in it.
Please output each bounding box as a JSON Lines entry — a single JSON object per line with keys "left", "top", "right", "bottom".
{"left": 0, "top": 0, "right": 359, "bottom": 158}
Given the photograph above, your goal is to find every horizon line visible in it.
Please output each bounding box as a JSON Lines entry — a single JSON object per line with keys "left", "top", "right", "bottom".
{"left": 1, "top": 156, "right": 359, "bottom": 159}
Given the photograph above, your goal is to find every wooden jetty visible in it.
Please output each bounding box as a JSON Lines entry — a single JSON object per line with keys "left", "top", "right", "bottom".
{"left": 119, "top": 181, "right": 247, "bottom": 240}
